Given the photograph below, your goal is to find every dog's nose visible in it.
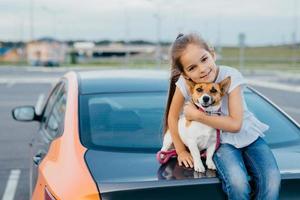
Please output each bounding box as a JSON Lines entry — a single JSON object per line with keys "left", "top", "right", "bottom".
{"left": 203, "top": 96, "right": 210, "bottom": 103}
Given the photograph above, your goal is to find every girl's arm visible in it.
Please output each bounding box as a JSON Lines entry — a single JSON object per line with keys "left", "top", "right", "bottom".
{"left": 168, "top": 87, "right": 194, "bottom": 168}
{"left": 184, "top": 86, "right": 243, "bottom": 133}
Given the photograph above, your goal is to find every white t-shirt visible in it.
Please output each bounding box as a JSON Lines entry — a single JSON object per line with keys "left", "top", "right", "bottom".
{"left": 175, "top": 65, "right": 269, "bottom": 148}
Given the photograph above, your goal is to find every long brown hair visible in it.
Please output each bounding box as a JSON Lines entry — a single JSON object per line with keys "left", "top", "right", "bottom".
{"left": 163, "top": 33, "right": 214, "bottom": 133}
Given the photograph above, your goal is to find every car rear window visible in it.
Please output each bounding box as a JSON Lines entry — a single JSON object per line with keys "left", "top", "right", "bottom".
{"left": 79, "top": 92, "right": 166, "bottom": 151}
{"left": 79, "top": 90, "right": 300, "bottom": 151}
{"left": 244, "top": 90, "right": 300, "bottom": 147}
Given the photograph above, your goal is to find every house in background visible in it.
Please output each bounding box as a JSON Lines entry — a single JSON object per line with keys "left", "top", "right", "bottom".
{"left": 26, "top": 38, "right": 67, "bottom": 66}
{"left": 0, "top": 47, "right": 25, "bottom": 63}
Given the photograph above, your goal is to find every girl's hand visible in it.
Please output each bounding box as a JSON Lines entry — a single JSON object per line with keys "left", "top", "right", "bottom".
{"left": 183, "top": 102, "right": 203, "bottom": 121}
{"left": 177, "top": 150, "right": 194, "bottom": 168}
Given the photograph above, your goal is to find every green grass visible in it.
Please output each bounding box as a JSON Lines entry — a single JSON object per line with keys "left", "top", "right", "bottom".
{"left": 214, "top": 46, "right": 300, "bottom": 72}
{"left": 1, "top": 45, "right": 300, "bottom": 72}
{"left": 221, "top": 46, "right": 300, "bottom": 58}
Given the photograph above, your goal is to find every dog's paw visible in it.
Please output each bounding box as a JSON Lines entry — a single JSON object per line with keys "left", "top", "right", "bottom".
{"left": 194, "top": 161, "right": 205, "bottom": 173}
{"left": 193, "top": 171, "right": 206, "bottom": 178}
{"left": 206, "top": 159, "right": 216, "bottom": 170}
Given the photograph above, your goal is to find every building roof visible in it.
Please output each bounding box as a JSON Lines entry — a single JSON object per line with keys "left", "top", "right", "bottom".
{"left": 0, "top": 47, "right": 12, "bottom": 56}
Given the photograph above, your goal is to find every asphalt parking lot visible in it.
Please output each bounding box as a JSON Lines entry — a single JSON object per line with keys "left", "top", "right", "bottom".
{"left": 0, "top": 66, "right": 299, "bottom": 200}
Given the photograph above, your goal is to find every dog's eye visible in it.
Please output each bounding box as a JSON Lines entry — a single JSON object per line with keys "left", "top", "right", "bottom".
{"left": 196, "top": 88, "right": 203, "bottom": 93}
{"left": 210, "top": 87, "right": 217, "bottom": 93}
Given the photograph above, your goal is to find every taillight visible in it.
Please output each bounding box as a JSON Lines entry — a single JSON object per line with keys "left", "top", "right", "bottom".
{"left": 45, "top": 187, "right": 56, "bottom": 200}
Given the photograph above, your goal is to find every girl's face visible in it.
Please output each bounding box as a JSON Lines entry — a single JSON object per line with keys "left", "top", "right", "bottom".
{"left": 180, "top": 44, "right": 218, "bottom": 83}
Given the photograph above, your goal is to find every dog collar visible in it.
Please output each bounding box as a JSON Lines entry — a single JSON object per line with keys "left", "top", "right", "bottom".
{"left": 200, "top": 108, "right": 222, "bottom": 116}
{"left": 193, "top": 100, "right": 222, "bottom": 116}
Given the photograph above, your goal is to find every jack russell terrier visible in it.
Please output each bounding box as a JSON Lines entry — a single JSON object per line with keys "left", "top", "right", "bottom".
{"left": 159, "top": 76, "right": 231, "bottom": 173}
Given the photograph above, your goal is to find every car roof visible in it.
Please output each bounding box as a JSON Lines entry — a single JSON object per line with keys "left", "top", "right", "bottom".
{"left": 77, "top": 69, "right": 170, "bottom": 95}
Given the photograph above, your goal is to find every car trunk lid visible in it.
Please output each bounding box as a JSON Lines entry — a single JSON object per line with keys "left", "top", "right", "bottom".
{"left": 84, "top": 149, "right": 224, "bottom": 199}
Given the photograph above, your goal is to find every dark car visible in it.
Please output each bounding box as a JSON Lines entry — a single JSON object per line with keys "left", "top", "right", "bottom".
{"left": 12, "top": 70, "right": 300, "bottom": 200}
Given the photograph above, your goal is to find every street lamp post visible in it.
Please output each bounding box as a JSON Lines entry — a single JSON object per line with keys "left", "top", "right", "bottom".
{"left": 238, "top": 33, "right": 246, "bottom": 72}
{"left": 292, "top": 0, "right": 298, "bottom": 67}
{"left": 41, "top": 6, "right": 58, "bottom": 39}
{"left": 123, "top": 7, "right": 130, "bottom": 67}
{"left": 154, "top": 12, "right": 161, "bottom": 69}
{"left": 29, "top": 0, "right": 34, "bottom": 41}
{"left": 145, "top": 0, "right": 162, "bottom": 69}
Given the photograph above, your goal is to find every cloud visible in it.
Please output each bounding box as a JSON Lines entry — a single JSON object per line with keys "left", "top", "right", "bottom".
{"left": 0, "top": 0, "right": 298, "bottom": 45}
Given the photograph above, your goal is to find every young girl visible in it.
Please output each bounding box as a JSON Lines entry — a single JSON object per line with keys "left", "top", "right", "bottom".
{"left": 164, "top": 33, "right": 281, "bottom": 200}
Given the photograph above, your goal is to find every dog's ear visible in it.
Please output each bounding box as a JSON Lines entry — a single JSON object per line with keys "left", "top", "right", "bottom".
{"left": 185, "top": 78, "right": 196, "bottom": 94}
{"left": 219, "top": 76, "right": 231, "bottom": 96}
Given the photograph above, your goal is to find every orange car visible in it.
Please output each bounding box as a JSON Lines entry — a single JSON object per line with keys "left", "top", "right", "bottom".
{"left": 12, "top": 70, "right": 300, "bottom": 199}
{"left": 12, "top": 70, "right": 170, "bottom": 200}
{"left": 13, "top": 71, "right": 100, "bottom": 200}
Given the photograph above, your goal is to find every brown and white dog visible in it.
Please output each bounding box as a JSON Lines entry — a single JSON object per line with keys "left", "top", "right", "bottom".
{"left": 161, "top": 77, "right": 231, "bottom": 172}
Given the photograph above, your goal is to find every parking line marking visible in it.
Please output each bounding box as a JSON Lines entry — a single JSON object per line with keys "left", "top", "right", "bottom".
{"left": 1, "top": 169, "right": 21, "bottom": 200}
{"left": 5, "top": 81, "right": 15, "bottom": 88}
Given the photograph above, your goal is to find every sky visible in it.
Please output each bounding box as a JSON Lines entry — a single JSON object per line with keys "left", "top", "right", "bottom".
{"left": 0, "top": 0, "right": 299, "bottom": 46}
